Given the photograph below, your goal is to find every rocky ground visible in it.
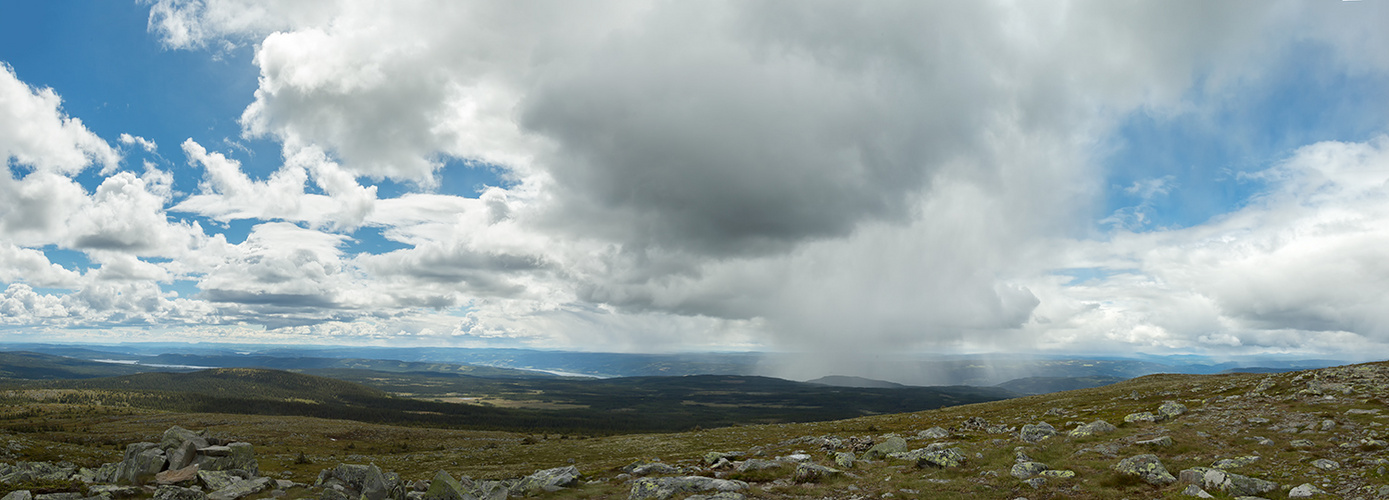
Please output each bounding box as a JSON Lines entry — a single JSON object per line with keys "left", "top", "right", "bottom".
{"left": 5, "top": 361, "right": 1389, "bottom": 499}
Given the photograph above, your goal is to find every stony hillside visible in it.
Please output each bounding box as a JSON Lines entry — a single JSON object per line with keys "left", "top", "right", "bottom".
{"left": 3, "top": 361, "right": 1389, "bottom": 499}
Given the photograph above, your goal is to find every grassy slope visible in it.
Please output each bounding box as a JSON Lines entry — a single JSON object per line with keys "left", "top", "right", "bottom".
{"left": 3, "top": 361, "right": 1388, "bottom": 499}
{"left": 0, "top": 368, "right": 1019, "bottom": 434}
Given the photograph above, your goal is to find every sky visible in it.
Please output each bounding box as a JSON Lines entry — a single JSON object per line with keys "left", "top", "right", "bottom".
{"left": 1, "top": 1, "right": 1388, "bottom": 367}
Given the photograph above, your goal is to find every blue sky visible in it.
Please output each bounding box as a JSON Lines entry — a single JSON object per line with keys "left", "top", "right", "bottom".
{"left": 1, "top": 1, "right": 1388, "bottom": 371}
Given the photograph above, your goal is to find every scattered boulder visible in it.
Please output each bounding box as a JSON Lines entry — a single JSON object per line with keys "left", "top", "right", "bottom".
{"left": 1136, "top": 436, "right": 1173, "bottom": 447}
{"left": 422, "top": 470, "right": 468, "bottom": 500}
{"left": 514, "top": 466, "right": 581, "bottom": 494}
{"left": 208, "top": 476, "right": 272, "bottom": 500}
{"left": 915, "top": 448, "right": 966, "bottom": 468}
{"left": 1210, "top": 456, "right": 1258, "bottom": 469}
{"left": 1157, "top": 401, "right": 1187, "bottom": 420}
{"left": 315, "top": 464, "right": 404, "bottom": 500}
{"left": 1112, "top": 454, "right": 1176, "bottom": 486}
{"left": 1123, "top": 412, "right": 1157, "bottom": 424}
{"left": 1067, "top": 420, "right": 1116, "bottom": 438}
{"left": 115, "top": 443, "right": 167, "bottom": 485}
{"left": 0, "top": 492, "right": 30, "bottom": 500}
{"left": 792, "top": 463, "right": 839, "bottom": 483}
{"left": 1039, "top": 470, "right": 1074, "bottom": 478}
{"left": 628, "top": 476, "right": 749, "bottom": 500}
{"left": 1010, "top": 462, "right": 1048, "bottom": 479}
{"left": 1019, "top": 423, "right": 1056, "bottom": 443}
{"left": 733, "top": 459, "right": 780, "bottom": 472}
{"left": 703, "top": 452, "right": 740, "bottom": 465}
{"left": 629, "top": 462, "right": 678, "bottom": 477}
{"left": 833, "top": 452, "right": 855, "bottom": 469}
{"left": 87, "top": 484, "right": 141, "bottom": 498}
{"left": 861, "top": 436, "right": 908, "bottom": 460}
{"left": 1181, "top": 484, "right": 1214, "bottom": 498}
{"left": 198, "top": 470, "right": 241, "bottom": 492}
{"left": 917, "top": 427, "right": 949, "bottom": 439}
{"left": 194, "top": 443, "right": 258, "bottom": 476}
{"left": 1311, "top": 458, "right": 1340, "bottom": 470}
{"left": 1289, "top": 483, "right": 1329, "bottom": 498}
{"left": 1177, "top": 467, "right": 1277, "bottom": 497}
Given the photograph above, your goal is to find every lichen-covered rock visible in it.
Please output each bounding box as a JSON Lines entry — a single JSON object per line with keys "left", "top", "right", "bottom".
{"left": 153, "top": 485, "right": 207, "bottom": 500}
{"left": 1019, "top": 423, "right": 1056, "bottom": 443}
{"left": 1181, "top": 484, "right": 1214, "bottom": 498}
{"left": 1211, "top": 456, "right": 1258, "bottom": 469}
{"left": 1157, "top": 401, "right": 1187, "bottom": 420}
{"left": 514, "top": 465, "right": 581, "bottom": 494}
{"left": 1067, "top": 420, "right": 1116, "bottom": 438}
{"left": 0, "top": 491, "right": 30, "bottom": 500}
{"left": 116, "top": 443, "right": 167, "bottom": 485}
{"left": 860, "top": 436, "right": 908, "bottom": 459}
{"left": 198, "top": 470, "right": 241, "bottom": 492}
{"left": 792, "top": 463, "right": 839, "bottom": 483}
{"left": 1137, "top": 436, "right": 1174, "bottom": 447}
{"left": 630, "top": 463, "right": 678, "bottom": 477}
{"left": 916, "top": 448, "right": 966, "bottom": 468}
{"left": 1113, "top": 454, "right": 1176, "bottom": 485}
{"left": 1010, "top": 462, "right": 1048, "bottom": 479}
{"left": 917, "top": 427, "right": 949, "bottom": 439}
{"left": 1123, "top": 412, "right": 1157, "bottom": 423}
{"left": 1289, "top": 439, "right": 1316, "bottom": 449}
{"left": 160, "top": 426, "right": 210, "bottom": 453}
{"left": 1177, "top": 467, "right": 1276, "bottom": 496}
{"left": 1039, "top": 470, "right": 1075, "bottom": 478}
{"left": 628, "top": 476, "right": 748, "bottom": 500}
{"left": 1289, "top": 483, "right": 1328, "bottom": 498}
{"left": 684, "top": 493, "right": 744, "bottom": 500}
{"left": 194, "top": 442, "right": 258, "bottom": 476}
{"left": 1311, "top": 458, "right": 1340, "bottom": 470}
{"left": 733, "top": 459, "right": 780, "bottom": 472}
{"left": 88, "top": 484, "right": 141, "bottom": 498}
{"left": 703, "top": 452, "right": 740, "bottom": 465}
{"left": 208, "top": 477, "right": 272, "bottom": 500}
{"left": 833, "top": 452, "right": 854, "bottom": 469}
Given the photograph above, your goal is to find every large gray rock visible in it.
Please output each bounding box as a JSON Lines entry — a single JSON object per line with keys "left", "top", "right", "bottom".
{"left": 194, "top": 443, "right": 257, "bottom": 476}
{"left": 1113, "top": 454, "right": 1175, "bottom": 486}
{"left": 160, "top": 427, "right": 210, "bottom": 452}
{"left": 1157, "top": 401, "right": 1188, "bottom": 420}
{"left": 208, "top": 477, "right": 272, "bottom": 500}
{"left": 87, "top": 484, "right": 142, "bottom": 498}
{"left": 1068, "top": 420, "right": 1116, "bottom": 438}
{"left": 314, "top": 464, "right": 403, "bottom": 500}
{"left": 1011, "top": 462, "right": 1049, "bottom": 479}
{"left": 0, "top": 492, "right": 30, "bottom": 500}
{"left": 33, "top": 493, "right": 82, "bottom": 500}
{"left": 792, "top": 463, "right": 839, "bottom": 483}
{"left": 1177, "top": 467, "right": 1277, "bottom": 497}
{"left": 917, "top": 427, "right": 949, "bottom": 439}
{"left": 915, "top": 448, "right": 966, "bottom": 468}
{"left": 1019, "top": 423, "right": 1057, "bottom": 443}
{"left": 833, "top": 452, "right": 855, "bottom": 469}
{"left": 197, "top": 470, "right": 243, "bottom": 492}
{"left": 733, "top": 459, "right": 780, "bottom": 472}
{"left": 860, "top": 436, "right": 908, "bottom": 460}
{"left": 514, "top": 466, "right": 580, "bottom": 494}
{"left": 116, "top": 443, "right": 168, "bottom": 485}
{"left": 421, "top": 470, "right": 469, "bottom": 500}
{"left": 629, "top": 477, "right": 748, "bottom": 500}
{"left": 153, "top": 485, "right": 208, "bottom": 500}
{"left": 1289, "top": 483, "right": 1328, "bottom": 498}
{"left": 167, "top": 440, "right": 199, "bottom": 471}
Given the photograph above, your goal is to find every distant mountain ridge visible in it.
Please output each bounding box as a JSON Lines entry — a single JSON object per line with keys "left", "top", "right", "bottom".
{"left": 805, "top": 375, "right": 908, "bottom": 388}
